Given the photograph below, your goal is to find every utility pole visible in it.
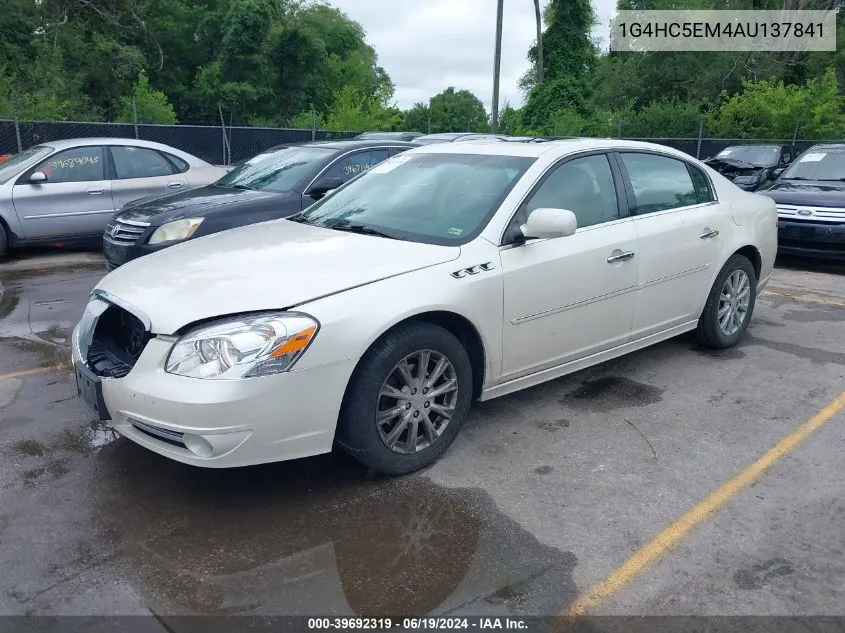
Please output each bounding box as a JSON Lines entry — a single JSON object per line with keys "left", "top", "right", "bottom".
{"left": 533, "top": 0, "right": 544, "bottom": 85}
{"left": 491, "top": 0, "right": 504, "bottom": 133}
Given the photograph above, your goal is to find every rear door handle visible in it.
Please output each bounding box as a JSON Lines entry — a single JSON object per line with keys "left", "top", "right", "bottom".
{"left": 87, "top": 188, "right": 105, "bottom": 195}
{"left": 607, "top": 250, "right": 635, "bottom": 263}
{"left": 167, "top": 181, "right": 184, "bottom": 189}
{"left": 700, "top": 228, "right": 720, "bottom": 239}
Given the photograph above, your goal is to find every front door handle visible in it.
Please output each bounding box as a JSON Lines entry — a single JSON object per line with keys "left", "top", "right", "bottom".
{"left": 87, "top": 188, "right": 105, "bottom": 195}
{"left": 607, "top": 250, "right": 635, "bottom": 263}
{"left": 167, "top": 181, "right": 184, "bottom": 189}
{"left": 700, "top": 228, "right": 720, "bottom": 239}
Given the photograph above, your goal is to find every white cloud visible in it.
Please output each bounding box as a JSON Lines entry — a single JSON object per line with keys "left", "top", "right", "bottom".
{"left": 326, "top": 0, "right": 619, "bottom": 113}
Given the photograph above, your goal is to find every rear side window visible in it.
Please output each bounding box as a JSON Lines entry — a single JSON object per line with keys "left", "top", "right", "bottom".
{"left": 619, "top": 152, "right": 698, "bottom": 214}
{"left": 111, "top": 146, "right": 176, "bottom": 179}
{"left": 688, "top": 165, "right": 715, "bottom": 203}
{"left": 164, "top": 153, "right": 189, "bottom": 173}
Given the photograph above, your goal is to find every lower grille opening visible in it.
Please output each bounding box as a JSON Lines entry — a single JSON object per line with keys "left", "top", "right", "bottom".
{"left": 780, "top": 238, "right": 845, "bottom": 252}
{"left": 131, "top": 421, "right": 187, "bottom": 450}
{"left": 87, "top": 305, "right": 150, "bottom": 378}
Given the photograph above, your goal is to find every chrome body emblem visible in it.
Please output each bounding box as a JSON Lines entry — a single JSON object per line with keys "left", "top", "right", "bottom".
{"left": 797, "top": 208, "right": 813, "bottom": 216}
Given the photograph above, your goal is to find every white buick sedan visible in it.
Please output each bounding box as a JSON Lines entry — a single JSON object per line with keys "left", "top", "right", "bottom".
{"left": 72, "top": 140, "right": 777, "bottom": 475}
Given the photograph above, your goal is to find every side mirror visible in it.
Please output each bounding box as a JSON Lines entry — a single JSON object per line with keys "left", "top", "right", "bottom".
{"left": 520, "top": 208, "right": 578, "bottom": 240}
{"left": 307, "top": 176, "right": 345, "bottom": 199}
{"left": 772, "top": 167, "right": 786, "bottom": 178}
{"left": 29, "top": 171, "right": 47, "bottom": 183}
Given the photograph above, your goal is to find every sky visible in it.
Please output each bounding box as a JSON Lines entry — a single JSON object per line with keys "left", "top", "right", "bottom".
{"left": 326, "top": 0, "right": 618, "bottom": 113}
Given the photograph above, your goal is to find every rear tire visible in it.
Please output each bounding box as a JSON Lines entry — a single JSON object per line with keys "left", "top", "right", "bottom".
{"left": 695, "top": 254, "right": 757, "bottom": 349}
{"left": 336, "top": 321, "right": 473, "bottom": 475}
{"left": 0, "top": 225, "right": 8, "bottom": 258}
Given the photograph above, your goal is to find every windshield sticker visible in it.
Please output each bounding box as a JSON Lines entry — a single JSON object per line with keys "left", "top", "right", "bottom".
{"left": 369, "top": 153, "right": 414, "bottom": 174}
{"left": 447, "top": 227, "right": 464, "bottom": 236}
{"left": 717, "top": 149, "right": 733, "bottom": 156}
{"left": 800, "top": 153, "right": 826, "bottom": 162}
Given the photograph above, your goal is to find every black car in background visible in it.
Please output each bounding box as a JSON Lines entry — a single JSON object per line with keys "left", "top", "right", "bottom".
{"left": 704, "top": 144, "right": 795, "bottom": 191}
{"left": 103, "top": 140, "right": 417, "bottom": 269}
{"left": 758, "top": 143, "right": 845, "bottom": 259}
{"left": 355, "top": 131, "right": 423, "bottom": 141}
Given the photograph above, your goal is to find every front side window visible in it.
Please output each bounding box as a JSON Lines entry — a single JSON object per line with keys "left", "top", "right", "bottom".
{"left": 780, "top": 147, "right": 845, "bottom": 182}
{"left": 36, "top": 146, "right": 105, "bottom": 183}
{"left": 216, "top": 146, "right": 335, "bottom": 193}
{"left": 293, "top": 152, "right": 535, "bottom": 245}
{"left": 111, "top": 146, "right": 175, "bottom": 179}
{"left": 323, "top": 150, "right": 390, "bottom": 180}
{"left": 619, "top": 152, "right": 698, "bottom": 214}
{"left": 522, "top": 154, "right": 619, "bottom": 229}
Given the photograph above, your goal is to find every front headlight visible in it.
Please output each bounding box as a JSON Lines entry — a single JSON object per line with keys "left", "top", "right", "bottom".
{"left": 148, "top": 218, "right": 204, "bottom": 245}
{"left": 733, "top": 174, "right": 760, "bottom": 184}
{"left": 165, "top": 312, "right": 319, "bottom": 379}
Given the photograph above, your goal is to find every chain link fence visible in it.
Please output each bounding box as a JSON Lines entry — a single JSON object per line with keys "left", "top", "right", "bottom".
{"left": 1, "top": 118, "right": 840, "bottom": 166}
{"left": 0, "top": 119, "right": 360, "bottom": 166}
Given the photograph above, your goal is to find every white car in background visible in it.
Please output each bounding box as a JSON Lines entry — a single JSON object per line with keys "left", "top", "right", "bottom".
{"left": 72, "top": 139, "right": 777, "bottom": 475}
{"left": 0, "top": 138, "right": 226, "bottom": 257}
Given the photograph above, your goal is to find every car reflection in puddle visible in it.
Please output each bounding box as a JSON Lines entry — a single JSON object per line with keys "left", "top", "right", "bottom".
{"left": 93, "top": 441, "right": 578, "bottom": 620}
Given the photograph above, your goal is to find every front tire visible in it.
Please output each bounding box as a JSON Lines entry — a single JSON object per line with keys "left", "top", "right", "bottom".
{"left": 336, "top": 321, "right": 473, "bottom": 475}
{"left": 695, "top": 254, "right": 757, "bottom": 348}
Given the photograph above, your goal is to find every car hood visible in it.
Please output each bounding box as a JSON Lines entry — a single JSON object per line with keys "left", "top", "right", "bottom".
{"left": 96, "top": 220, "right": 461, "bottom": 334}
{"left": 758, "top": 180, "right": 845, "bottom": 206}
{"left": 117, "top": 185, "right": 290, "bottom": 224}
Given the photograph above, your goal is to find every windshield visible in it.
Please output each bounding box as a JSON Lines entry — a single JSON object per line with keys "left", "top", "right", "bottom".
{"left": 780, "top": 147, "right": 845, "bottom": 181}
{"left": 0, "top": 145, "right": 54, "bottom": 184}
{"left": 714, "top": 146, "right": 779, "bottom": 166}
{"left": 293, "top": 152, "right": 535, "bottom": 245}
{"left": 215, "top": 146, "right": 334, "bottom": 192}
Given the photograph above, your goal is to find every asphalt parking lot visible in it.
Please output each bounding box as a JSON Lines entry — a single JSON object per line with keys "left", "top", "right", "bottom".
{"left": 0, "top": 249, "right": 843, "bottom": 624}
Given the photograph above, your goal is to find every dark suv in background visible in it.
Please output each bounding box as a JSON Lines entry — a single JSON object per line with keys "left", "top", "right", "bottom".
{"left": 758, "top": 143, "right": 845, "bottom": 259}
{"left": 103, "top": 139, "right": 417, "bottom": 269}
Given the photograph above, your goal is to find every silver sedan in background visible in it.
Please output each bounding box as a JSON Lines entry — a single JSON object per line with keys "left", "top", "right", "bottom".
{"left": 0, "top": 138, "right": 226, "bottom": 257}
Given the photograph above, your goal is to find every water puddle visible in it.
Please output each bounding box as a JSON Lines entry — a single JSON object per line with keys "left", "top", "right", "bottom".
{"left": 92, "top": 445, "right": 578, "bottom": 618}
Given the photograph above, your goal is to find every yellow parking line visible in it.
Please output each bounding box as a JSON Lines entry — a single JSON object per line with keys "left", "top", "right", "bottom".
{"left": 0, "top": 365, "right": 65, "bottom": 381}
{"left": 762, "top": 290, "right": 845, "bottom": 308}
{"left": 565, "top": 390, "right": 845, "bottom": 618}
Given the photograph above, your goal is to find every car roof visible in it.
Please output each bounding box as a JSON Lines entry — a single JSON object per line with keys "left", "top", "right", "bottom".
{"left": 411, "top": 138, "right": 701, "bottom": 159}
{"left": 35, "top": 137, "right": 188, "bottom": 151}
{"left": 720, "top": 144, "right": 781, "bottom": 150}
{"left": 414, "top": 133, "right": 468, "bottom": 140}
{"left": 288, "top": 139, "right": 419, "bottom": 150}
{"left": 807, "top": 143, "right": 845, "bottom": 151}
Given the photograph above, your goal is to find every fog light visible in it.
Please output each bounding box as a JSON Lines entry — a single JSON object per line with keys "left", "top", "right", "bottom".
{"left": 182, "top": 433, "right": 214, "bottom": 458}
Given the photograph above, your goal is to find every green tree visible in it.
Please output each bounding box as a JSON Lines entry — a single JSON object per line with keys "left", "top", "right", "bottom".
{"left": 401, "top": 104, "right": 430, "bottom": 133}
{"left": 427, "top": 88, "right": 489, "bottom": 132}
{"left": 710, "top": 69, "right": 845, "bottom": 139}
{"left": 118, "top": 74, "right": 178, "bottom": 124}
{"left": 497, "top": 103, "right": 522, "bottom": 135}
{"left": 322, "top": 85, "right": 400, "bottom": 132}
{"left": 521, "top": 0, "right": 597, "bottom": 133}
